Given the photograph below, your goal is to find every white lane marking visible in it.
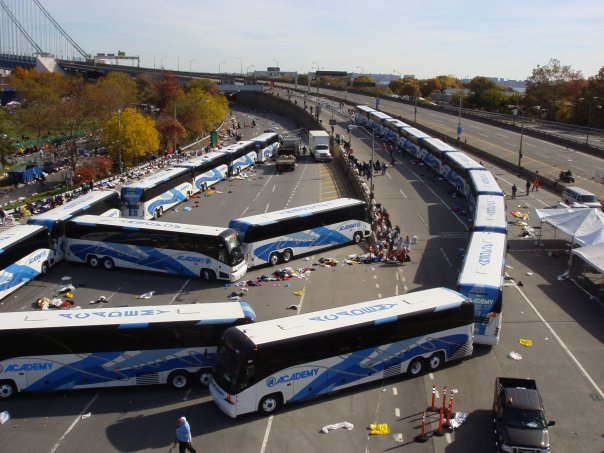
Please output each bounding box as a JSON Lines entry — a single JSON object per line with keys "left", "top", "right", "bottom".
{"left": 417, "top": 214, "right": 428, "bottom": 230}
{"left": 569, "top": 164, "right": 588, "bottom": 173}
{"left": 400, "top": 188, "right": 407, "bottom": 199}
{"left": 271, "top": 184, "right": 276, "bottom": 192}
{"left": 396, "top": 273, "right": 399, "bottom": 281}
{"left": 503, "top": 142, "right": 515, "bottom": 147}
{"left": 395, "top": 284, "right": 399, "bottom": 296}
{"left": 378, "top": 293, "right": 382, "bottom": 298}
{"left": 169, "top": 279, "right": 191, "bottom": 305}
{"left": 259, "top": 415, "right": 274, "bottom": 453}
{"left": 386, "top": 172, "right": 392, "bottom": 179}
{"left": 265, "top": 203, "right": 270, "bottom": 213}
{"left": 183, "top": 387, "right": 192, "bottom": 401}
{"left": 374, "top": 275, "right": 378, "bottom": 280}
{"left": 392, "top": 387, "right": 398, "bottom": 396}
{"left": 395, "top": 408, "right": 400, "bottom": 417}
{"left": 429, "top": 373, "right": 434, "bottom": 380}
{"left": 240, "top": 206, "right": 249, "bottom": 216}
{"left": 375, "top": 284, "right": 380, "bottom": 288}
{"left": 478, "top": 132, "right": 489, "bottom": 138}
{"left": 440, "top": 248, "right": 453, "bottom": 269}
{"left": 49, "top": 392, "right": 100, "bottom": 453}
{"left": 510, "top": 277, "right": 604, "bottom": 400}
{"left": 445, "top": 433, "right": 452, "bottom": 443}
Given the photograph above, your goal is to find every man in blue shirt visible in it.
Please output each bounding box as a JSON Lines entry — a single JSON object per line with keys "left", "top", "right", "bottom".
{"left": 174, "top": 417, "right": 198, "bottom": 453}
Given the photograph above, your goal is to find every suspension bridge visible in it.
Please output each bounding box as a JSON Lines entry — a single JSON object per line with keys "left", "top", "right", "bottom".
{"left": 0, "top": 0, "right": 90, "bottom": 71}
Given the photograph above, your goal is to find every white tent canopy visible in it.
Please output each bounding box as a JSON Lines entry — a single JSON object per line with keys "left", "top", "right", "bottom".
{"left": 534, "top": 208, "right": 604, "bottom": 246}
{"left": 573, "top": 244, "right": 604, "bottom": 274}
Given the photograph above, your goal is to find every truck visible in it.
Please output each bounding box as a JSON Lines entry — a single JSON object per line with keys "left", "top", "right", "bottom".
{"left": 493, "top": 377, "right": 555, "bottom": 453}
{"left": 275, "top": 136, "right": 300, "bottom": 173}
{"left": 308, "top": 130, "right": 332, "bottom": 162}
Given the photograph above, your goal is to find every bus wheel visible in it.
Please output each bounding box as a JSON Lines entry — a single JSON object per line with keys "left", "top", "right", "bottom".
{"left": 428, "top": 352, "right": 444, "bottom": 371}
{"left": 196, "top": 370, "right": 212, "bottom": 387}
{"left": 41, "top": 262, "right": 49, "bottom": 275}
{"left": 87, "top": 255, "right": 100, "bottom": 268}
{"left": 168, "top": 371, "right": 191, "bottom": 390}
{"left": 282, "top": 249, "right": 293, "bottom": 263}
{"left": 259, "top": 393, "right": 282, "bottom": 415}
{"left": 408, "top": 358, "right": 424, "bottom": 376}
{"left": 102, "top": 258, "right": 116, "bottom": 270}
{"left": 201, "top": 269, "right": 216, "bottom": 281}
{"left": 158, "top": 206, "right": 164, "bottom": 217}
{"left": 153, "top": 209, "right": 159, "bottom": 220}
{"left": 353, "top": 232, "right": 363, "bottom": 243}
{"left": 0, "top": 380, "right": 16, "bottom": 400}
{"left": 202, "top": 183, "right": 207, "bottom": 192}
{"left": 269, "top": 252, "right": 280, "bottom": 266}
{"left": 236, "top": 167, "right": 241, "bottom": 175}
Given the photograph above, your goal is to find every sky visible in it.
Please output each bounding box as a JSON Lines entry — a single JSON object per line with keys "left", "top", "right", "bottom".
{"left": 34, "top": 0, "right": 604, "bottom": 80}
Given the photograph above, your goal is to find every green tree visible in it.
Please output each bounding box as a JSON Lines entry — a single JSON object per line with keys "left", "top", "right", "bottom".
{"left": 100, "top": 107, "right": 160, "bottom": 168}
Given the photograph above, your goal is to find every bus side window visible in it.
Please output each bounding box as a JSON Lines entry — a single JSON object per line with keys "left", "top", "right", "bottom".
{"left": 218, "top": 245, "right": 226, "bottom": 263}
{"left": 239, "top": 365, "right": 255, "bottom": 390}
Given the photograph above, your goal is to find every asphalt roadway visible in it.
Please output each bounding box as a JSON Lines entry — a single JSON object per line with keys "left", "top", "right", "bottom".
{"left": 286, "top": 85, "right": 604, "bottom": 197}
{"left": 0, "top": 104, "right": 602, "bottom": 453}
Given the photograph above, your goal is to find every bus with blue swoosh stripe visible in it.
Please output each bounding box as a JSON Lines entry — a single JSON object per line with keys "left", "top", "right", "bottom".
{"left": 209, "top": 287, "right": 474, "bottom": 418}
{"left": 252, "top": 132, "right": 280, "bottom": 163}
{"left": 220, "top": 140, "right": 257, "bottom": 176}
{"left": 228, "top": 198, "right": 371, "bottom": 267}
{"left": 120, "top": 167, "right": 193, "bottom": 219}
{"left": 0, "top": 302, "right": 256, "bottom": 399}
{"left": 175, "top": 151, "right": 229, "bottom": 194}
{"left": 0, "top": 225, "right": 51, "bottom": 301}
{"left": 457, "top": 232, "right": 507, "bottom": 345}
{"left": 64, "top": 215, "right": 247, "bottom": 281}
{"left": 28, "top": 190, "right": 120, "bottom": 265}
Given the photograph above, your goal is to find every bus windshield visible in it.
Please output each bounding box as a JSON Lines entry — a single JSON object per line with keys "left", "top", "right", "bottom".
{"left": 224, "top": 232, "right": 244, "bottom": 265}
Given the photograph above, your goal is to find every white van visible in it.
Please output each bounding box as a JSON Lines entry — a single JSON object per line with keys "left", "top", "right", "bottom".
{"left": 561, "top": 187, "right": 601, "bottom": 209}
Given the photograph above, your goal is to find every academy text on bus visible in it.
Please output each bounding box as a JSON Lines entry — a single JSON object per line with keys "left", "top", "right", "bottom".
{"left": 64, "top": 215, "right": 247, "bottom": 281}
{"left": 0, "top": 302, "right": 256, "bottom": 399}
{"left": 210, "top": 287, "right": 474, "bottom": 417}
{"left": 228, "top": 198, "right": 371, "bottom": 266}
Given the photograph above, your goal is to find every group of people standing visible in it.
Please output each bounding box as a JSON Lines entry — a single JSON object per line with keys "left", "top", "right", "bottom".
{"left": 372, "top": 204, "right": 411, "bottom": 263}
{"left": 510, "top": 173, "right": 540, "bottom": 199}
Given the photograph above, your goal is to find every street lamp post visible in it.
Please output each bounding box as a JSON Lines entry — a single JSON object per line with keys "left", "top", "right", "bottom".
{"left": 457, "top": 88, "right": 464, "bottom": 140}
{"left": 413, "top": 83, "right": 419, "bottom": 124}
{"left": 236, "top": 57, "right": 242, "bottom": 75}
{"left": 218, "top": 60, "right": 226, "bottom": 75}
{"left": 579, "top": 97, "right": 602, "bottom": 146}
{"left": 174, "top": 55, "right": 180, "bottom": 72}
{"left": 273, "top": 58, "right": 279, "bottom": 69}
{"left": 508, "top": 104, "right": 538, "bottom": 169}
{"left": 151, "top": 55, "right": 155, "bottom": 70}
{"left": 356, "top": 66, "right": 365, "bottom": 75}
{"left": 370, "top": 129, "right": 375, "bottom": 200}
{"left": 117, "top": 109, "right": 123, "bottom": 174}
{"left": 160, "top": 56, "right": 167, "bottom": 70}
{"left": 313, "top": 62, "right": 321, "bottom": 118}
{"left": 189, "top": 58, "right": 198, "bottom": 78}
{"left": 246, "top": 64, "right": 255, "bottom": 75}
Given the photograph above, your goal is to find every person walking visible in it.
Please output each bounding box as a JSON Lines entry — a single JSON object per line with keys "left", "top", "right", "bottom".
{"left": 174, "top": 417, "right": 197, "bottom": 453}
{"left": 525, "top": 178, "right": 531, "bottom": 196}
{"left": 511, "top": 184, "right": 517, "bottom": 199}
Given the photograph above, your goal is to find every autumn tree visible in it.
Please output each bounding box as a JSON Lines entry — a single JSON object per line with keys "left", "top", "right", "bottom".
{"left": 155, "top": 72, "right": 183, "bottom": 112}
{"left": 187, "top": 78, "right": 219, "bottom": 96}
{"left": 172, "top": 88, "right": 228, "bottom": 139}
{"left": 85, "top": 71, "right": 138, "bottom": 121}
{"left": 525, "top": 58, "right": 584, "bottom": 120}
{"left": 156, "top": 116, "right": 186, "bottom": 151}
{"left": 100, "top": 107, "right": 160, "bottom": 169}
{"left": 9, "top": 68, "right": 65, "bottom": 140}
